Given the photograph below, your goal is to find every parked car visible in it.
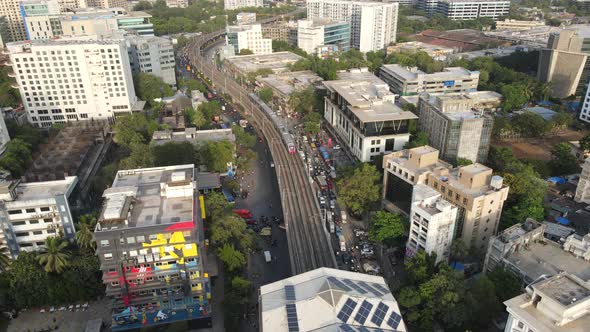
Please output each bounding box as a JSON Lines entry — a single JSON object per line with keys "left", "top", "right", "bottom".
{"left": 354, "top": 229, "right": 368, "bottom": 238}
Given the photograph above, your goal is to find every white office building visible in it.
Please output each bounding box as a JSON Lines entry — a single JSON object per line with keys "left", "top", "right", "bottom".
{"left": 226, "top": 24, "right": 272, "bottom": 55}
{"left": 575, "top": 157, "right": 590, "bottom": 204}
{"left": 437, "top": 0, "right": 510, "bottom": 20}
{"left": 504, "top": 273, "right": 590, "bottom": 332}
{"left": 579, "top": 84, "right": 590, "bottom": 124}
{"left": 379, "top": 64, "right": 480, "bottom": 96}
{"left": 165, "top": 0, "right": 190, "bottom": 8}
{"left": 20, "top": 0, "right": 62, "bottom": 41}
{"left": 323, "top": 70, "right": 418, "bottom": 162}
{"left": 60, "top": 8, "right": 154, "bottom": 37}
{"left": 126, "top": 35, "right": 176, "bottom": 86}
{"left": 6, "top": 35, "right": 143, "bottom": 128}
{"left": 56, "top": 0, "right": 87, "bottom": 11}
{"left": 224, "top": 0, "right": 263, "bottom": 10}
{"left": 307, "top": 0, "right": 399, "bottom": 52}
{"left": 407, "top": 184, "right": 458, "bottom": 264}
{"left": 0, "top": 176, "right": 78, "bottom": 259}
{"left": 86, "top": 0, "right": 128, "bottom": 9}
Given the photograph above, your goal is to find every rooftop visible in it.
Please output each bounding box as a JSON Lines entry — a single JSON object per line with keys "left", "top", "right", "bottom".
{"left": 259, "top": 267, "right": 407, "bottom": 332}
{"left": 505, "top": 239, "right": 590, "bottom": 281}
{"left": 14, "top": 176, "right": 78, "bottom": 201}
{"left": 151, "top": 128, "right": 235, "bottom": 145}
{"left": 97, "top": 165, "right": 195, "bottom": 230}
{"left": 381, "top": 64, "right": 479, "bottom": 81}
{"left": 517, "top": 106, "right": 557, "bottom": 121}
{"left": 440, "top": 0, "right": 510, "bottom": 3}
{"left": 257, "top": 70, "right": 323, "bottom": 96}
{"left": 324, "top": 74, "right": 417, "bottom": 123}
{"left": 225, "top": 52, "right": 303, "bottom": 74}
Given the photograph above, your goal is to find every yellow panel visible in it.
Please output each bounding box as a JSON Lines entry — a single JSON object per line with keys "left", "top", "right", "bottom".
{"left": 142, "top": 234, "right": 167, "bottom": 247}
{"left": 169, "top": 231, "right": 186, "bottom": 244}
{"left": 181, "top": 243, "right": 198, "bottom": 257}
{"left": 199, "top": 195, "right": 206, "bottom": 219}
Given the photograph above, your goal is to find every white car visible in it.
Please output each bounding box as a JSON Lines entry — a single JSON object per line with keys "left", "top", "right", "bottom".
{"left": 333, "top": 145, "right": 341, "bottom": 150}
{"left": 270, "top": 162, "right": 275, "bottom": 168}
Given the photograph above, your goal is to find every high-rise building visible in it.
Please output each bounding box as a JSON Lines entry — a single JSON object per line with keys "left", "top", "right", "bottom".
{"left": 0, "top": 176, "right": 78, "bottom": 259}
{"left": 297, "top": 19, "right": 350, "bottom": 55}
{"left": 236, "top": 12, "right": 256, "bottom": 25}
{"left": 224, "top": 0, "right": 263, "bottom": 10}
{"left": 259, "top": 267, "right": 408, "bottom": 331}
{"left": 323, "top": 69, "right": 418, "bottom": 162}
{"left": 126, "top": 35, "right": 176, "bottom": 86}
{"left": 226, "top": 24, "right": 272, "bottom": 55}
{"left": 0, "top": 113, "right": 10, "bottom": 155}
{"left": 575, "top": 157, "right": 590, "bottom": 203}
{"left": 417, "top": 91, "right": 502, "bottom": 164}
{"left": 0, "top": 0, "right": 27, "bottom": 42}
{"left": 6, "top": 34, "right": 143, "bottom": 128}
{"left": 382, "top": 146, "right": 509, "bottom": 251}
{"left": 436, "top": 0, "right": 510, "bottom": 20}
{"left": 21, "top": 0, "right": 62, "bottom": 41}
{"left": 379, "top": 64, "right": 480, "bottom": 96}
{"left": 538, "top": 26, "right": 590, "bottom": 99}
{"left": 504, "top": 273, "right": 590, "bottom": 332}
{"left": 60, "top": 8, "right": 155, "bottom": 37}
{"left": 306, "top": 0, "right": 399, "bottom": 52}
{"left": 56, "top": 0, "right": 87, "bottom": 11}
{"left": 261, "top": 21, "right": 298, "bottom": 45}
{"left": 407, "top": 184, "right": 457, "bottom": 263}
{"left": 86, "top": 0, "right": 129, "bottom": 9}
{"left": 93, "top": 165, "right": 211, "bottom": 330}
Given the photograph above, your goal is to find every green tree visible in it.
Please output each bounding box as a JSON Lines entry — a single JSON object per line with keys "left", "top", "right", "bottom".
{"left": 0, "top": 138, "right": 33, "bottom": 177}
{"left": 464, "top": 276, "right": 502, "bottom": 329}
{"left": 289, "top": 87, "right": 316, "bottom": 115}
{"left": 113, "top": 113, "right": 151, "bottom": 148}
{"left": 185, "top": 107, "right": 207, "bottom": 128}
{"left": 0, "top": 252, "right": 10, "bottom": 272}
{"left": 76, "top": 218, "right": 95, "bottom": 252}
{"left": 580, "top": 133, "right": 590, "bottom": 152}
{"left": 37, "top": 237, "right": 70, "bottom": 274}
{"left": 456, "top": 158, "right": 473, "bottom": 166}
{"left": 198, "top": 100, "right": 222, "bottom": 121}
{"left": 120, "top": 142, "right": 154, "bottom": 169}
{"left": 405, "top": 251, "right": 438, "bottom": 285}
{"left": 512, "top": 111, "right": 550, "bottom": 137}
{"left": 337, "top": 163, "right": 381, "bottom": 216}
{"left": 134, "top": 72, "right": 174, "bottom": 103}
{"left": 217, "top": 244, "right": 246, "bottom": 272}
{"left": 549, "top": 142, "right": 580, "bottom": 175}
{"left": 303, "top": 112, "right": 322, "bottom": 135}
{"left": 205, "top": 191, "right": 231, "bottom": 220}
{"left": 203, "top": 140, "right": 235, "bottom": 173}
{"left": 501, "top": 165, "right": 547, "bottom": 228}
{"left": 232, "top": 125, "right": 256, "bottom": 149}
{"left": 258, "top": 87, "right": 273, "bottom": 103}
{"left": 405, "top": 132, "right": 429, "bottom": 149}
{"left": 369, "top": 211, "right": 406, "bottom": 247}
{"left": 289, "top": 58, "right": 312, "bottom": 71}
{"left": 550, "top": 112, "right": 573, "bottom": 133}
{"left": 487, "top": 266, "right": 522, "bottom": 302}
{"left": 239, "top": 48, "right": 254, "bottom": 55}
{"left": 210, "top": 215, "right": 255, "bottom": 251}
{"left": 501, "top": 83, "right": 529, "bottom": 110}
{"left": 246, "top": 68, "right": 273, "bottom": 84}
{"left": 133, "top": 0, "right": 152, "bottom": 10}
{"left": 151, "top": 141, "right": 195, "bottom": 166}
{"left": 450, "top": 239, "right": 468, "bottom": 262}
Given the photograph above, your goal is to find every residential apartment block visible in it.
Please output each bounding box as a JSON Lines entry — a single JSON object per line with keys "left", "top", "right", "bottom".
{"left": 223, "top": 52, "right": 304, "bottom": 80}
{"left": 86, "top": 0, "right": 129, "bottom": 9}
{"left": 575, "top": 157, "right": 590, "bottom": 204}
{"left": 165, "top": 0, "right": 190, "bottom": 8}
{"left": 0, "top": 0, "right": 27, "bottom": 42}
{"left": 0, "top": 113, "right": 10, "bottom": 155}
{"left": 323, "top": 70, "right": 418, "bottom": 162}
{"left": 56, "top": 0, "right": 87, "bottom": 11}
{"left": 504, "top": 273, "right": 590, "bottom": 332}
{"left": 93, "top": 165, "right": 211, "bottom": 330}
{"left": 306, "top": 0, "right": 399, "bottom": 52}
{"left": 297, "top": 19, "right": 350, "bottom": 55}
{"left": 260, "top": 267, "right": 407, "bottom": 331}
{"left": 6, "top": 35, "right": 142, "bottom": 128}
{"left": 261, "top": 21, "right": 298, "bottom": 45}
{"left": 126, "top": 35, "right": 176, "bottom": 86}
{"left": 379, "top": 64, "right": 480, "bottom": 96}
{"left": 383, "top": 146, "right": 509, "bottom": 251}
{"left": 21, "top": 0, "right": 63, "bottom": 41}
{"left": 417, "top": 91, "right": 502, "bottom": 164}
{"left": 224, "top": 0, "right": 263, "bottom": 10}
{"left": 437, "top": 0, "right": 510, "bottom": 20}
{"left": 407, "top": 184, "right": 458, "bottom": 263}
{"left": 495, "top": 19, "right": 546, "bottom": 31}
{"left": 0, "top": 176, "right": 77, "bottom": 259}
{"left": 226, "top": 24, "right": 272, "bottom": 55}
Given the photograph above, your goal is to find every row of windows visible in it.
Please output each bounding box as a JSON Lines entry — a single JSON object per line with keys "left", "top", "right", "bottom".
{"left": 8, "top": 206, "right": 51, "bottom": 215}
{"left": 12, "top": 218, "right": 54, "bottom": 226}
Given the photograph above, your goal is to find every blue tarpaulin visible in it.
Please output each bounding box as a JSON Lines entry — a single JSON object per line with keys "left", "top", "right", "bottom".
{"left": 451, "top": 261, "right": 465, "bottom": 271}
{"left": 547, "top": 177, "right": 566, "bottom": 184}
{"left": 556, "top": 217, "right": 571, "bottom": 225}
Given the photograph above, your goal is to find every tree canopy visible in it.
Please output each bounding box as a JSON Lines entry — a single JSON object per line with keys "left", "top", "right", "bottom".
{"left": 258, "top": 87, "right": 273, "bottom": 104}
{"left": 549, "top": 142, "right": 580, "bottom": 176}
{"left": 337, "top": 163, "right": 381, "bottom": 216}
{"left": 369, "top": 211, "right": 406, "bottom": 247}
{"left": 133, "top": 72, "right": 174, "bottom": 103}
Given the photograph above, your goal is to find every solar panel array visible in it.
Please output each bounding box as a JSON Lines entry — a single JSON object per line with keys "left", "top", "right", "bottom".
{"left": 337, "top": 298, "right": 358, "bottom": 322}
{"left": 372, "top": 283, "right": 390, "bottom": 294}
{"left": 328, "top": 276, "right": 353, "bottom": 291}
{"left": 370, "top": 302, "right": 390, "bottom": 326}
{"left": 285, "top": 285, "right": 296, "bottom": 301}
{"left": 339, "top": 324, "right": 356, "bottom": 332}
{"left": 387, "top": 311, "right": 402, "bottom": 330}
{"left": 286, "top": 303, "right": 299, "bottom": 332}
{"left": 354, "top": 300, "right": 374, "bottom": 324}
{"left": 343, "top": 279, "right": 368, "bottom": 294}
{"left": 358, "top": 281, "right": 383, "bottom": 296}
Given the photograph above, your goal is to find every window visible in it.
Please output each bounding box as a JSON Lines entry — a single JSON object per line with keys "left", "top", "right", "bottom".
{"left": 32, "top": 231, "right": 43, "bottom": 235}
{"left": 12, "top": 221, "right": 26, "bottom": 226}
{"left": 136, "top": 235, "right": 145, "bottom": 242}
{"left": 40, "top": 207, "right": 50, "bottom": 212}
{"left": 104, "top": 253, "right": 113, "bottom": 261}
{"left": 8, "top": 210, "right": 22, "bottom": 215}
{"left": 25, "top": 208, "right": 36, "bottom": 213}
{"left": 111, "top": 281, "right": 120, "bottom": 287}
{"left": 126, "top": 237, "right": 136, "bottom": 244}
{"left": 100, "top": 240, "right": 110, "bottom": 247}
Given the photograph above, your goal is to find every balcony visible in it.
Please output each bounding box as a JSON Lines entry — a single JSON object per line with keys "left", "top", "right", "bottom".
{"left": 10, "top": 82, "right": 19, "bottom": 89}
{"left": 7, "top": 69, "right": 16, "bottom": 78}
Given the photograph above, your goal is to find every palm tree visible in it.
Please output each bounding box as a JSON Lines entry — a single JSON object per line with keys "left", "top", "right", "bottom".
{"left": 76, "top": 221, "right": 95, "bottom": 251}
{"left": 0, "top": 252, "right": 11, "bottom": 272}
{"left": 37, "top": 237, "right": 70, "bottom": 274}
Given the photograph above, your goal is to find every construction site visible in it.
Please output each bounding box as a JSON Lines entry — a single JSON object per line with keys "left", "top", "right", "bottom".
{"left": 23, "top": 120, "right": 112, "bottom": 208}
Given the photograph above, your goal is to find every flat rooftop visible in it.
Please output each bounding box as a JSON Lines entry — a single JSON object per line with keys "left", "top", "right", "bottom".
{"left": 423, "top": 91, "right": 502, "bottom": 106}
{"left": 7, "top": 176, "right": 78, "bottom": 202}
{"left": 258, "top": 70, "right": 323, "bottom": 96}
{"left": 505, "top": 240, "right": 590, "bottom": 281}
{"left": 380, "top": 64, "right": 479, "bottom": 81}
{"left": 99, "top": 165, "right": 195, "bottom": 229}
{"left": 152, "top": 128, "right": 235, "bottom": 145}
{"left": 225, "top": 52, "right": 303, "bottom": 74}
